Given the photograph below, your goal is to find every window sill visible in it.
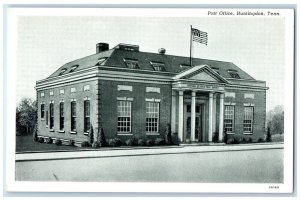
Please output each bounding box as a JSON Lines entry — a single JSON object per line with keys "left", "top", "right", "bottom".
{"left": 70, "top": 131, "right": 77, "bottom": 134}
{"left": 146, "top": 132, "right": 160, "bottom": 135}
{"left": 46, "top": 126, "right": 48, "bottom": 128}
{"left": 84, "top": 132, "right": 89, "bottom": 136}
{"left": 226, "top": 132, "right": 235, "bottom": 135}
{"left": 49, "top": 129, "right": 55, "bottom": 132}
{"left": 243, "top": 132, "right": 253, "bottom": 135}
{"left": 41, "top": 118, "right": 45, "bottom": 121}
{"left": 117, "top": 133, "right": 133, "bottom": 136}
{"left": 58, "top": 130, "right": 65, "bottom": 133}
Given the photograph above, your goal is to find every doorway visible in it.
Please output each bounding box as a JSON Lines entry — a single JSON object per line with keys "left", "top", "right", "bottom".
{"left": 183, "top": 104, "right": 203, "bottom": 142}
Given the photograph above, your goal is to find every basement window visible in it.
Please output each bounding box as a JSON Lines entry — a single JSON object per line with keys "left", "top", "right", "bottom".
{"left": 69, "top": 65, "right": 79, "bottom": 73}
{"left": 150, "top": 61, "right": 166, "bottom": 72}
{"left": 59, "top": 68, "right": 67, "bottom": 76}
{"left": 124, "top": 59, "right": 139, "bottom": 69}
{"left": 228, "top": 70, "right": 241, "bottom": 79}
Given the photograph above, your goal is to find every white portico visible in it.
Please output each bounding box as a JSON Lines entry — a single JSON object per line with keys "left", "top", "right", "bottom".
{"left": 171, "top": 65, "right": 227, "bottom": 143}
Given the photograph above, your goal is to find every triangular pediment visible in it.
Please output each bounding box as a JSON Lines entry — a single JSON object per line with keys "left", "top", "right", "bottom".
{"left": 173, "top": 65, "right": 228, "bottom": 83}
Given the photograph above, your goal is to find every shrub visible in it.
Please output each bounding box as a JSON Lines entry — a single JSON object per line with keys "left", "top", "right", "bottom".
{"left": 247, "top": 138, "right": 252, "bottom": 143}
{"left": 54, "top": 139, "right": 62, "bottom": 146}
{"left": 241, "top": 138, "right": 247, "bottom": 144}
{"left": 212, "top": 132, "right": 219, "bottom": 143}
{"left": 81, "top": 141, "right": 91, "bottom": 147}
{"left": 171, "top": 133, "right": 180, "bottom": 145}
{"left": 114, "top": 138, "right": 122, "bottom": 146}
{"left": 98, "top": 128, "right": 107, "bottom": 147}
{"left": 68, "top": 139, "right": 75, "bottom": 146}
{"left": 145, "top": 139, "right": 154, "bottom": 146}
{"left": 88, "top": 124, "right": 94, "bottom": 145}
{"left": 32, "top": 123, "right": 38, "bottom": 142}
{"left": 137, "top": 139, "right": 145, "bottom": 146}
{"left": 265, "top": 127, "right": 272, "bottom": 142}
{"left": 37, "top": 136, "right": 44, "bottom": 143}
{"left": 92, "top": 141, "right": 100, "bottom": 148}
{"left": 45, "top": 137, "right": 52, "bottom": 144}
{"left": 154, "top": 138, "right": 165, "bottom": 146}
{"left": 164, "top": 123, "right": 172, "bottom": 145}
{"left": 257, "top": 138, "right": 264, "bottom": 143}
{"left": 223, "top": 129, "right": 228, "bottom": 143}
{"left": 125, "top": 139, "right": 134, "bottom": 146}
{"left": 226, "top": 138, "right": 239, "bottom": 144}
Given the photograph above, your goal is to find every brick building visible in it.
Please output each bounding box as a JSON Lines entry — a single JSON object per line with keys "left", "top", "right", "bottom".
{"left": 35, "top": 43, "right": 268, "bottom": 145}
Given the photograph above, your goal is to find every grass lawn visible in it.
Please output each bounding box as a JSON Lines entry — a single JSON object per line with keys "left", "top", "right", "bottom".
{"left": 16, "top": 134, "right": 85, "bottom": 152}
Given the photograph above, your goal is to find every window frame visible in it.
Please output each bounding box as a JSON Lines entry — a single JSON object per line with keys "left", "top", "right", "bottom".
{"left": 117, "top": 100, "right": 132, "bottom": 134}
{"left": 49, "top": 103, "right": 54, "bottom": 130}
{"left": 59, "top": 102, "right": 64, "bottom": 131}
{"left": 243, "top": 106, "right": 254, "bottom": 134}
{"left": 123, "top": 58, "right": 140, "bottom": 69}
{"left": 70, "top": 101, "right": 77, "bottom": 133}
{"left": 224, "top": 105, "right": 235, "bottom": 133}
{"left": 41, "top": 103, "right": 45, "bottom": 119}
{"left": 84, "top": 100, "right": 91, "bottom": 133}
{"left": 146, "top": 101, "right": 160, "bottom": 134}
{"left": 150, "top": 61, "right": 166, "bottom": 72}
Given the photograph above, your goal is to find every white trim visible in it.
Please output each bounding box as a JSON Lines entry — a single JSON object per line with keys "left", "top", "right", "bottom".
{"left": 117, "top": 97, "right": 126, "bottom": 101}
{"left": 244, "top": 93, "right": 255, "bottom": 99}
{"left": 59, "top": 99, "right": 64, "bottom": 103}
{"left": 40, "top": 92, "right": 45, "bottom": 97}
{"left": 83, "top": 85, "right": 90, "bottom": 91}
{"left": 49, "top": 91, "right": 54, "bottom": 96}
{"left": 224, "top": 102, "right": 236, "bottom": 106}
{"left": 243, "top": 103, "right": 255, "bottom": 106}
{"left": 225, "top": 92, "right": 235, "bottom": 98}
{"left": 118, "top": 85, "right": 133, "bottom": 92}
{"left": 58, "top": 130, "right": 65, "bottom": 133}
{"left": 146, "top": 87, "right": 160, "bottom": 93}
{"left": 50, "top": 100, "right": 54, "bottom": 103}
{"left": 59, "top": 89, "right": 65, "bottom": 94}
{"left": 243, "top": 133, "right": 253, "bottom": 135}
{"left": 227, "top": 132, "right": 235, "bottom": 135}
{"left": 84, "top": 97, "right": 91, "bottom": 101}
{"left": 146, "top": 132, "right": 160, "bottom": 136}
{"left": 117, "top": 133, "right": 133, "bottom": 136}
{"left": 70, "top": 87, "right": 76, "bottom": 93}
{"left": 70, "top": 98, "right": 76, "bottom": 102}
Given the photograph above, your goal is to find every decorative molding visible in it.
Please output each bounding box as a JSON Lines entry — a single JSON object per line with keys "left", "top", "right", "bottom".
{"left": 70, "top": 98, "right": 76, "bottom": 102}
{"left": 145, "top": 98, "right": 161, "bottom": 102}
{"left": 59, "top": 99, "right": 64, "bottom": 103}
{"left": 244, "top": 93, "right": 255, "bottom": 99}
{"left": 84, "top": 97, "right": 91, "bottom": 101}
{"left": 224, "top": 102, "right": 236, "bottom": 106}
{"left": 225, "top": 92, "right": 235, "bottom": 98}
{"left": 59, "top": 89, "right": 64, "bottom": 94}
{"left": 40, "top": 92, "right": 45, "bottom": 97}
{"left": 118, "top": 85, "right": 132, "bottom": 92}
{"left": 50, "top": 100, "right": 54, "bottom": 103}
{"left": 243, "top": 103, "right": 255, "bottom": 106}
{"left": 49, "top": 91, "right": 54, "bottom": 96}
{"left": 84, "top": 85, "right": 90, "bottom": 91}
{"left": 146, "top": 87, "right": 160, "bottom": 93}
{"left": 117, "top": 97, "right": 133, "bottom": 101}
{"left": 70, "top": 87, "right": 76, "bottom": 93}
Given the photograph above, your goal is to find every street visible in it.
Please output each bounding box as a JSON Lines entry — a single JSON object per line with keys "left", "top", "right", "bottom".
{"left": 15, "top": 147, "right": 283, "bottom": 183}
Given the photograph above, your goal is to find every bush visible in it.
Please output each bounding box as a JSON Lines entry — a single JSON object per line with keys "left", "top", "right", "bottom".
{"left": 98, "top": 128, "right": 107, "bottom": 147}
{"left": 212, "top": 132, "right": 219, "bottom": 143}
{"left": 226, "top": 138, "right": 239, "bottom": 144}
{"left": 154, "top": 138, "right": 165, "bottom": 146}
{"left": 247, "top": 138, "right": 252, "bottom": 143}
{"left": 88, "top": 125, "right": 94, "bottom": 145}
{"left": 241, "top": 138, "right": 247, "bottom": 144}
{"left": 138, "top": 139, "right": 145, "bottom": 146}
{"left": 92, "top": 141, "right": 100, "bottom": 148}
{"left": 37, "top": 136, "right": 44, "bottom": 143}
{"left": 145, "top": 139, "right": 154, "bottom": 146}
{"left": 265, "top": 127, "right": 272, "bottom": 142}
{"left": 45, "top": 137, "right": 52, "bottom": 144}
{"left": 81, "top": 141, "right": 91, "bottom": 147}
{"left": 164, "top": 123, "right": 172, "bottom": 145}
{"left": 32, "top": 123, "right": 38, "bottom": 142}
{"left": 54, "top": 139, "right": 62, "bottom": 146}
{"left": 108, "top": 139, "right": 116, "bottom": 147}
{"left": 257, "top": 138, "right": 264, "bottom": 143}
{"left": 68, "top": 139, "right": 75, "bottom": 146}
{"left": 125, "top": 139, "right": 134, "bottom": 146}
{"left": 114, "top": 138, "right": 122, "bottom": 146}
{"left": 171, "top": 133, "right": 180, "bottom": 145}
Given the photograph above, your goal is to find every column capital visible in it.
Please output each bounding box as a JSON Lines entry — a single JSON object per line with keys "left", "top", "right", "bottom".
{"left": 191, "top": 91, "right": 196, "bottom": 97}
{"left": 172, "top": 90, "right": 177, "bottom": 96}
{"left": 178, "top": 90, "right": 184, "bottom": 96}
{"left": 209, "top": 92, "right": 214, "bottom": 98}
{"left": 219, "top": 93, "right": 225, "bottom": 99}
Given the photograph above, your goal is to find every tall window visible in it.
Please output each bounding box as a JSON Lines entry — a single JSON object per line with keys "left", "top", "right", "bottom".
{"left": 59, "top": 102, "right": 64, "bottom": 131}
{"left": 150, "top": 62, "right": 165, "bottom": 71}
{"left": 117, "top": 101, "right": 131, "bottom": 132}
{"left": 244, "top": 107, "right": 254, "bottom": 133}
{"left": 49, "top": 103, "right": 54, "bottom": 129}
{"left": 124, "top": 59, "right": 139, "bottom": 69}
{"left": 41, "top": 104, "right": 45, "bottom": 119}
{"left": 224, "top": 106, "right": 235, "bottom": 132}
{"left": 146, "top": 102, "right": 160, "bottom": 132}
{"left": 46, "top": 111, "right": 48, "bottom": 126}
{"left": 84, "top": 100, "right": 90, "bottom": 132}
{"left": 71, "top": 101, "right": 76, "bottom": 131}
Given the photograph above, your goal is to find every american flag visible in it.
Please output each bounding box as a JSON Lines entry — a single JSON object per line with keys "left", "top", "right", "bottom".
{"left": 191, "top": 28, "right": 208, "bottom": 45}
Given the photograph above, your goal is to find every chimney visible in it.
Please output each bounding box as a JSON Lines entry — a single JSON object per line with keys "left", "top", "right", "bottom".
{"left": 158, "top": 48, "right": 166, "bottom": 55}
{"left": 96, "top": 43, "right": 109, "bottom": 53}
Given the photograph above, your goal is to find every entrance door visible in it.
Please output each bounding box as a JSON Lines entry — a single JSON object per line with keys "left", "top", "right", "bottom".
{"left": 184, "top": 104, "right": 202, "bottom": 142}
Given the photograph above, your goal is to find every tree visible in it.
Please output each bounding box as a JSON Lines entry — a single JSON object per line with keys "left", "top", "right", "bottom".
{"left": 267, "top": 105, "right": 284, "bottom": 135}
{"left": 16, "top": 98, "right": 37, "bottom": 135}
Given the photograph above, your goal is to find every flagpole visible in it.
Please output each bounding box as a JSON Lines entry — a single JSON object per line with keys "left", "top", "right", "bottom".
{"left": 190, "top": 25, "right": 193, "bottom": 67}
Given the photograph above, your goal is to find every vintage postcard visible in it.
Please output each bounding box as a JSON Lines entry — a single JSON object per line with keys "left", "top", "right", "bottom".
{"left": 4, "top": 7, "right": 294, "bottom": 193}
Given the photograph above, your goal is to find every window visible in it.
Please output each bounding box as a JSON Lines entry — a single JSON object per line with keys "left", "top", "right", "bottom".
{"left": 59, "top": 68, "right": 67, "bottom": 76}
{"left": 59, "top": 102, "right": 64, "bottom": 131}
{"left": 224, "top": 106, "right": 235, "bottom": 132}
{"left": 146, "top": 102, "right": 160, "bottom": 133}
{"left": 41, "top": 92, "right": 45, "bottom": 97}
{"left": 41, "top": 104, "right": 45, "bottom": 119}
{"left": 117, "top": 101, "right": 132, "bottom": 132}
{"left": 84, "top": 100, "right": 90, "bottom": 132}
{"left": 59, "top": 89, "right": 65, "bottom": 94}
{"left": 69, "top": 65, "right": 79, "bottom": 73}
{"left": 71, "top": 101, "right": 76, "bottom": 131}
{"left": 71, "top": 87, "right": 76, "bottom": 93}
{"left": 97, "top": 57, "right": 107, "bottom": 65}
{"left": 228, "top": 70, "right": 241, "bottom": 79}
{"left": 150, "top": 62, "right": 165, "bottom": 71}
{"left": 211, "top": 67, "right": 220, "bottom": 74}
{"left": 244, "top": 107, "right": 254, "bottom": 133}
{"left": 124, "top": 59, "right": 139, "bottom": 69}
{"left": 83, "top": 85, "right": 90, "bottom": 91}
{"left": 49, "top": 103, "right": 54, "bottom": 129}
{"left": 46, "top": 111, "right": 48, "bottom": 126}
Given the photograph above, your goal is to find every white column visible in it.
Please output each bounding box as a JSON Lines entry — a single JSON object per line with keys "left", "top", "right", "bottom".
{"left": 178, "top": 91, "right": 184, "bottom": 142}
{"left": 191, "top": 91, "right": 196, "bottom": 142}
{"left": 218, "top": 93, "right": 224, "bottom": 142}
{"left": 208, "top": 92, "right": 213, "bottom": 142}
{"left": 213, "top": 93, "right": 217, "bottom": 132}
{"left": 171, "top": 90, "right": 177, "bottom": 133}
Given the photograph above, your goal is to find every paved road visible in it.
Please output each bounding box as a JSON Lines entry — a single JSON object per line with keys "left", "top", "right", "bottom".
{"left": 16, "top": 148, "right": 283, "bottom": 183}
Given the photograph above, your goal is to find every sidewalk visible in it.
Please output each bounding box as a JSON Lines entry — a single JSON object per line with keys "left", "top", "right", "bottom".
{"left": 15, "top": 142, "right": 284, "bottom": 162}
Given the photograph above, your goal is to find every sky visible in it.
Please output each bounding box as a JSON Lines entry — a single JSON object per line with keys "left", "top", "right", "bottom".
{"left": 16, "top": 14, "right": 285, "bottom": 112}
